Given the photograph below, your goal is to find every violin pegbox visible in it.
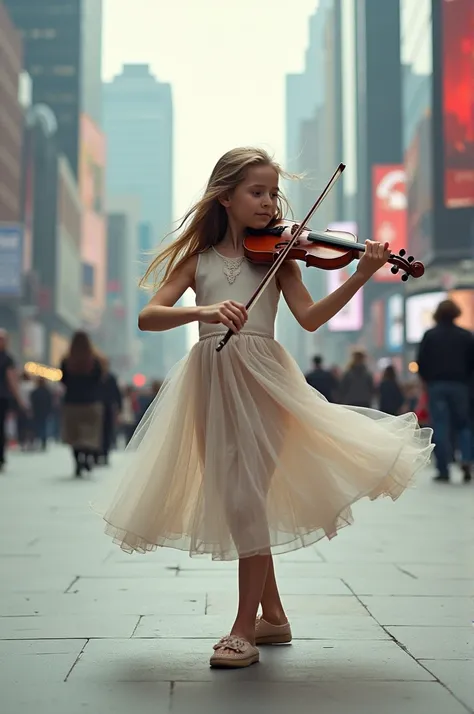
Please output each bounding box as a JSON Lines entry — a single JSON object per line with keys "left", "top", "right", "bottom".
{"left": 389, "top": 248, "right": 424, "bottom": 281}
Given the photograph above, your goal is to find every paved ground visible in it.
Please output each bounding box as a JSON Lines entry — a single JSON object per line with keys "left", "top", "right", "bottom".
{"left": 0, "top": 444, "right": 473, "bottom": 714}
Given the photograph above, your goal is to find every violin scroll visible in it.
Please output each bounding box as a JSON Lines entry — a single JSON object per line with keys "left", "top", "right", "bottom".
{"left": 389, "top": 249, "right": 424, "bottom": 282}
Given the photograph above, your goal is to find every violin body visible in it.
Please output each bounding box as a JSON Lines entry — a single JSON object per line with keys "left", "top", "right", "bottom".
{"left": 244, "top": 220, "right": 360, "bottom": 272}
{"left": 244, "top": 220, "right": 424, "bottom": 281}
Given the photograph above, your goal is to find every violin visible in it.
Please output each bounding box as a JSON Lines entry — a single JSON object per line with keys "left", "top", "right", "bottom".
{"left": 216, "top": 163, "right": 424, "bottom": 353}
{"left": 244, "top": 220, "right": 424, "bottom": 281}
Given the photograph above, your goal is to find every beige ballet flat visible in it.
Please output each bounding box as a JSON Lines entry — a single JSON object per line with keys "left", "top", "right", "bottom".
{"left": 255, "top": 616, "right": 292, "bottom": 645}
{"left": 210, "top": 635, "right": 260, "bottom": 668}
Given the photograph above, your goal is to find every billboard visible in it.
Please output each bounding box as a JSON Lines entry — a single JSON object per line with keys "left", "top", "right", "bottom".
{"left": 0, "top": 224, "right": 23, "bottom": 297}
{"left": 385, "top": 294, "right": 404, "bottom": 353}
{"left": 442, "top": 0, "right": 474, "bottom": 208}
{"left": 326, "top": 222, "right": 363, "bottom": 333}
{"left": 372, "top": 166, "right": 407, "bottom": 282}
{"left": 406, "top": 291, "right": 447, "bottom": 344}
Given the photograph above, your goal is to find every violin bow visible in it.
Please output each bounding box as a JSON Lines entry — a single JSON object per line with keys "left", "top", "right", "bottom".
{"left": 216, "top": 163, "right": 346, "bottom": 352}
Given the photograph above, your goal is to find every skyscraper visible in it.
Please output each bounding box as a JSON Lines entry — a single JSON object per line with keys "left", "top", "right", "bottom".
{"left": 103, "top": 64, "right": 173, "bottom": 242}
{"left": 103, "top": 64, "right": 185, "bottom": 377}
{"left": 4, "top": 0, "right": 103, "bottom": 176}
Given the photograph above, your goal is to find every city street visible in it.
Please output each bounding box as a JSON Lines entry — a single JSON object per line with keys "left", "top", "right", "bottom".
{"left": 0, "top": 445, "right": 473, "bottom": 714}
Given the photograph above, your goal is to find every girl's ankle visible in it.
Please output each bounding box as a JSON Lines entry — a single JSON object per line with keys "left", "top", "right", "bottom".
{"left": 260, "top": 609, "right": 288, "bottom": 626}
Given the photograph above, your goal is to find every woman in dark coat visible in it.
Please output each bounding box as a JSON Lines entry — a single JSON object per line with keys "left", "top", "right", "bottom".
{"left": 378, "top": 365, "right": 405, "bottom": 416}
{"left": 60, "top": 331, "right": 104, "bottom": 477}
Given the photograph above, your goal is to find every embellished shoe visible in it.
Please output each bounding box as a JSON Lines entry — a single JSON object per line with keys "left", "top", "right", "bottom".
{"left": 255, "top": 616, "right": 292, "bottom": 645}
{"left": 210, "top": 635, "right": 260, "bottom": 668}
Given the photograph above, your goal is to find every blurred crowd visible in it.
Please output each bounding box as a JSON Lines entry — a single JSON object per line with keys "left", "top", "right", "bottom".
{"left": 305, "top": 299, "right": 474, "bottom": 484}
{"left": 1, "top": 296, "right": 473, "bottom": 483}
{"left": 0, "top": 329, "right": 162, "bottom": 476}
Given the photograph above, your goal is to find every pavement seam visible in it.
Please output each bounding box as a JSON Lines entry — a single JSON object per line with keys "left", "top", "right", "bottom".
{"left": 64, "top": 576, "right": 80, "bottom": 594}
{"left": 63, "top": 638, "right": 89, "bottom": 682}
{"left": 130, "top": 615, "right": 143, "bottom": 638}
{"left": 342, "top": 579, "right": 473, "bottom": 714}
{"left": 395, "top": 565, "right": 418, "bottom": 579}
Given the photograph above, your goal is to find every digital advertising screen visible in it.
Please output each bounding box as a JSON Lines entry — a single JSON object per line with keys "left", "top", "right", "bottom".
{"left": 442, "top": 0, "right": 474, "bottom": 208}
{"left": 372, "top": 166, "right": 407, "bottom": 282}
{"left": 385, "top": 294, "right": 404, "bottom": 353}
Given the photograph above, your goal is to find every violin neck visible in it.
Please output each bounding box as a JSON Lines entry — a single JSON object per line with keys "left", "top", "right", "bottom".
{"left": 307, "top": 229, "right": 367, "bottom": 253}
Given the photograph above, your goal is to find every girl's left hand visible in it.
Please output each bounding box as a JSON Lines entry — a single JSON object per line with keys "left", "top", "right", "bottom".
{"left": 356, "top": 240, "right": 391, "bottom": 279}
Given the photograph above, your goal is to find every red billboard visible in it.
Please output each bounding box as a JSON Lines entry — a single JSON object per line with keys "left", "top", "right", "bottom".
{"left": 443, "top": 0, "right": 474, "bottom": 208}
{"left": 372, "top": 165, "right": 407, "bottom": 282}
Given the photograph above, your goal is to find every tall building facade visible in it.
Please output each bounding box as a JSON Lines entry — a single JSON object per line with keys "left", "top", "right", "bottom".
{"left": 5, "top": 0, "right": 103, "bottom": 176}
{"left": 354, "top": 0, "right": 405, "bottom": 367}
{"left": 6, "top": 0, "right": 106, "bottom": 344}
{"left": 0, "top": 2, "right": 22, "bottom": 224}
{"left": 103, "top": 64, "right": 172, "bottom": 241}
{"left": 105, "top": 195, "right": 140, "bottom": 379}
{"left": 0, "top": 1, "right": 24, "bottom": 356}
{"left": 401, "top": 0, "right": 474, "bottom": 364}
{"left": 103, "top": 64, "right": 185, "bottom": 377}
{"left": 282, "top": 0, "right": 346, "bottom": 369}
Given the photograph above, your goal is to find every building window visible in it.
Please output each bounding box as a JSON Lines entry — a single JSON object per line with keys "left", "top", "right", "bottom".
{"left": 82, "top": 264, "right": 95, "bottom": 297}
{"left": 53, "top": 65, "right": 76, "bottom": 77}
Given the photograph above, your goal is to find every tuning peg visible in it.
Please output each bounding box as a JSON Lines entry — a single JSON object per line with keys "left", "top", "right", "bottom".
{"left": 407, "top": 255, "right": 414, "bottom": 263}
{"left": 399, "top": 249, "right": 406, "bottom": 257}
{"left": 391, "top": 265, "right": 399, "bottom": 274}
{"left": 401, "top": 273, "right": 409, "bottom": 282}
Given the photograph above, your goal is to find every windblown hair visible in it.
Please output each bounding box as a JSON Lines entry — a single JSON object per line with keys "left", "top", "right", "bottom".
{"left": 140, "top": 147, "right": 295, "bottom": 290}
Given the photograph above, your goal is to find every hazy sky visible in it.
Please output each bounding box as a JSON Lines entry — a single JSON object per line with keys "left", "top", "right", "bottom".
{"left": 102, "top": 0, "right": 319, "bottom": 221}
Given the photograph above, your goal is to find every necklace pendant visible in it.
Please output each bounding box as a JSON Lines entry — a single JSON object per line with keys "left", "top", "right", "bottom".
{"left": 222, "top": 257, "right": 243, "bottom": 284}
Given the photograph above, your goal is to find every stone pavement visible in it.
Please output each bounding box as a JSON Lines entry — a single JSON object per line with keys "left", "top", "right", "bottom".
{"left": 0, "top": 445, "right": 473, "bottom": 714}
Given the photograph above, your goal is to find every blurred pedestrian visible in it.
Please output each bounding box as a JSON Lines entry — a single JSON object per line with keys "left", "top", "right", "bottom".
{"left": 378, "top": 365, "right": 405, "bottom": 415}
{"left": 338, "top": 350, "right": 374, "bottom": 407}
{"left": 120, "top": 386, "right": 138, "bottom": 446}
{"left": 17, "top": 371, "right": 35, "bottom": 450}
{"left": 136, "top": 379, "right": 162, "bottom": 422}
{"left": 97, "top": 359, "right": 122, "bottom": 466}
{"left": 417, "top": 299, "right": 474, "bottom": 483}
{"left": 60, "top": 331, "right": 104, "bottom": 478}
{"left": 0, "top": 329, "right": 24, "bottom": 471}
{"left": 30, "top": 377, "right": 53, "bottom": 451}
{"left": 305, "top": 355, "right": 339, "bottom": 402}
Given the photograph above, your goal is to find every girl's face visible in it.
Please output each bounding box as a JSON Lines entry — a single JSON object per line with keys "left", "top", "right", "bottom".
{"left": 221, "top": 165, "right": 279, "bottom": 231}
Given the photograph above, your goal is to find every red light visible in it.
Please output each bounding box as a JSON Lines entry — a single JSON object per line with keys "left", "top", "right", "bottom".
{"left": 132, "top": 373, "right": 146, "bottom": 388}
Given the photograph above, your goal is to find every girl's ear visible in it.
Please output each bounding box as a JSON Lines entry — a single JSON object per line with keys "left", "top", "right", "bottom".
{"left": 218, "top": 191, "right": 231, "bottom": 208}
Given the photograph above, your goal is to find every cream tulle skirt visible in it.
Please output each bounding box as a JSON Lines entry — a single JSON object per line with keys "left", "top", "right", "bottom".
{"left": 102, "top": 333, "right": 434, "bottom": 561}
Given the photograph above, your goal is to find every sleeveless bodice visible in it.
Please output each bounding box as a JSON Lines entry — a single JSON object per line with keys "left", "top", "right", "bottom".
{"left": 195, "top": 247, "right": 280, "bottom": 339}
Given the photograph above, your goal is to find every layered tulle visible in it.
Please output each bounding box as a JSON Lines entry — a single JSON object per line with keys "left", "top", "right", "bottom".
{"left": 102, "top": 332, "right": 434, "bottom": 561}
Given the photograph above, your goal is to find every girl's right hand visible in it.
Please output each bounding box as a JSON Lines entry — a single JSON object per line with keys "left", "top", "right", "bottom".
{"left": 197, "top": 301, "right": 248, "bottom": 333}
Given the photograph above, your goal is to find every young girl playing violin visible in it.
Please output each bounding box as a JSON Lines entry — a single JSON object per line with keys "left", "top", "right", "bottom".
{"left": 103, "top": 147, "right": 433, "bottom": 669}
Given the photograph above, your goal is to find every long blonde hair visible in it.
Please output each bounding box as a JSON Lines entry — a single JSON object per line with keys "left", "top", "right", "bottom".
{"left": 140, "top": 147, "right": 294, "bottom": 289}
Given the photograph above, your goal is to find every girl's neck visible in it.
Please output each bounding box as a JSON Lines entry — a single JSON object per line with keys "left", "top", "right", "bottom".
{"left": 217, "top": 219, "right": 245, "bottom": 257}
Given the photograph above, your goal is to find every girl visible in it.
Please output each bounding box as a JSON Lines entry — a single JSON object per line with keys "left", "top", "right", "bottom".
{"left": 102, "top": 147, "right": 433, "bottom": 668}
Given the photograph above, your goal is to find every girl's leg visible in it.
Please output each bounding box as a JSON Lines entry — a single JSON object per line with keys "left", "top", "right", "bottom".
{"left": 227, "top": 554, "right": 271, "bottom": 644}
{"left": 260, "top": 554, "right": 288, "bottom": 625}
